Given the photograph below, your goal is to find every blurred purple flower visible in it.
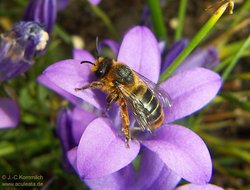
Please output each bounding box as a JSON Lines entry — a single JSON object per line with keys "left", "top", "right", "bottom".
{"left": 23, "top": 0, "right": 70, "bottom": 33}
{"left": 0, "top": 21, "right": 49, "bottom": 82}
{"left": 88, "top": 0, "right": 102, "bottom": 5}
{"left": 98, "top": 39, "right": 120, "bottom": 57}
{"left": 39, "top": 26, "right": 222, "bottom": 187}
{"left": 23, "top": 0, "right": 101, "bottom": 33}
{"left": 161, "top": 39, "right": 220, "bottom": 74}
{"left": 23, "top": 0, "right": 56, "bottom": 33}
{"left": 0, "top": 98, "right": 19, "bottom": 129}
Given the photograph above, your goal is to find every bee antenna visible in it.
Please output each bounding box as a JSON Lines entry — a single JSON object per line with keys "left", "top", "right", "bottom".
{"left": 95, "top": 36, "right": 101, "bottom": 58}
{"left": 80, "top": 60, "right": 96, "bottom": 66}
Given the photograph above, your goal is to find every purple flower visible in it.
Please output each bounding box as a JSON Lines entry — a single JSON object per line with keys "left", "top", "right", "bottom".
{"left": 39, "top": 26, "right": 222, "bottom": 187}
{"left": 88, "top": 0, "right": 102, "bottom": 5}
{"left": 23, "top": 0, "right": 70, "bottom": 33}
{"left": 0, "top": 98, "right": 19, "bottom": 129}
{"left": 56, "top": 107, "right": 221, "bottom": 190}
{"left": 161, "top": 39, "right": 220, "bottom": 74}
{"left": 56, "top": 106, "right": 99, "bottom": 171}
{"left": 24, "top": 0, "right": 56, "bottom": 33}
{"left": 23, "top": 0, "right": 101, "bottom": 33}
{"left": 0, "top": 21, "right": 49, "bottom": 82}
{"left": 98, "top": 39, "right": 120, "bottom": 57}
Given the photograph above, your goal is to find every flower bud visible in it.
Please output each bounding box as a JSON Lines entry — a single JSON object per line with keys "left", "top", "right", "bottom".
{"left": 0, "top": 21, "right": 49, "bottom": 82}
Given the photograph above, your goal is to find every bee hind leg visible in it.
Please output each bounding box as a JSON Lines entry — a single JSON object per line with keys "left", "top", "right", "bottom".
{"left": 105, "top": 93, "right": 119, "bottom": 112}
{"left": 75, "top": 81, "right": 103, "bottom": 91}
{"left": 120, "top": 100, "right": 131, "bottom": 148}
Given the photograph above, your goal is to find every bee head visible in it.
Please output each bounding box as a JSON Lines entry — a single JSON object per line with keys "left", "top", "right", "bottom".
{"left": 93, "top": 57, "right": 113, "bottom": 78}
{"left": 81, "top": 57, "right": 112, "bottom": 78}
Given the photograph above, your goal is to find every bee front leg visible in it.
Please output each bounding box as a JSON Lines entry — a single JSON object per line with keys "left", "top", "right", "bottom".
{"left": 120, "top": 99, "right": 131, "bottom": 148}
{"left": 75, "top": 81, "right": 103, "bottom": 91}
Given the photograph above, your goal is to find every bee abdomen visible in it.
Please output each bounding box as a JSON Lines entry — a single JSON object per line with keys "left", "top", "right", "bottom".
{"left": 133, "top": 86, "right": 164, "bottom": 129}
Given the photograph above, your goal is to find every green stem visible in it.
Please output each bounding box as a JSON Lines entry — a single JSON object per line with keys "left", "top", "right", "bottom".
{"left": 214, "top": 56, "right": 233, "bottom": 72}
{"left": 146, "top": 0, "right": 167, "bottom": 42}
{"left": 220, "top": 92, "right": 250, "bottom": 111}
{"left": 175, "top": 0, "right": 187, "bottom": 40}
{"left": 222, "top": 35, "right": 250, "bottom": 80}
{"left": 159, "top": 2, "right": 230, "bottom": 83}
{"left": 54, "top": 25, "right": 72, "bottom": 44}
{"left": 232, "top": 0, "right": 250, "bottom": 26}
{"left": 89, "top": 4, "right": 119, "bottom": 40}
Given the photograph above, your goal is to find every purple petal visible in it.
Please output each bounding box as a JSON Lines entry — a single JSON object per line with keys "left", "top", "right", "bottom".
{"left": 72, "top": 48, "right": 95, "bottom": 61}
{"left": 23, "top": 0, "right": 57, "bottom": 33}
{"left": 161, "top": 39, "right": 188, "bottom": 73}
{"left": 85, "top": 164, "right": 136, "bottom": 190}
{"left": 161, "top": 67, "right": 222, "bottom": 123}
{"left": 176, "top": 184, "right": 224, "bottom": 190}
{"left": 88, "top": 0, "right": 101, "bottom": 5}
{"left": 76, "top": 117, "right": 140, "bottom": 179}
{"left": 56, "top": 108, "right": 75, "bottom": 171}
{"left": 37, "top": 73, "right": 85, "bottom": 106}
{"left": 67, "top": 147, "right": 78, "bottom": 171}
{"left": 45, "top": 0, "right": 57, "bottom": 33}
{"left": 56, "top": 106, "right": 98, "bottom": 151}
{"left": 56, "top": 108, "right": 74, "bottom": 151}
{"left": 71, "top": 106, "right": 97, "bottom": 145}
{"left": 69, "top": 148, "right": 137, "bottom": 190}
{"left": 117, "top": 26, "right": 161, "bottom": 83}
{"left": 175, "top": 48, "right": 220, "bottom": 73}
{"left": 133, "top": 148, "right": 181, "bottom": 190}
{"left": 37, "top": 59, "right": 106, "bottom": 109}
{"left": 0, "top": 98, "right": 19, "bottom": 129}
{"left": 141, "top": 124, "right": 212, "bottom": 184}
{"left": 23, "top": 0, "right": 36, "bottom": 20}
{"left": 158, "top": 41, "right": 166, "bottom": 54}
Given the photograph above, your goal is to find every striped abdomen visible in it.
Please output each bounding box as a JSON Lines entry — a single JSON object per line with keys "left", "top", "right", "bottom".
{"left": 132, "top": 85, "right": 165, "bottom": 130}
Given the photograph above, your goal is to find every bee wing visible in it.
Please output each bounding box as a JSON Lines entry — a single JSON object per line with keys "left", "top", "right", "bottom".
{"left": 116, "top": 72, "right": 172, "bottom": 131}
{"left": 134, "top": 71, "right": 172, "bottom": 108}
{"left": 117, "top": 84, "right": 151, "bottom": 131}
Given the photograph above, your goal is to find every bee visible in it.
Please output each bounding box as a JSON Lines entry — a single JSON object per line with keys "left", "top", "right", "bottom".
{"left": 75, "top": 57, "right": 171, "bottom": 146}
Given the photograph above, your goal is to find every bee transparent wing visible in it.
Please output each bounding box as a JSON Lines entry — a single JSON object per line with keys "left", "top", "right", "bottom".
{"left": 134, "top": 71, "right": 172, "bottom": 108}
{"left": 117, "top": 84, "right": 151, "bottom": 131}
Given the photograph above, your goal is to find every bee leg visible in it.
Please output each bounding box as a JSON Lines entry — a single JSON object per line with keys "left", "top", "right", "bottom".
{"left": 105, "top": 93, "right": 119, "bottom": 112}
{"left": 75, "top": 81, "right": 103, "bottom": 91}
{"left": 120, "top": 100, "right": 131, "bottom": 148}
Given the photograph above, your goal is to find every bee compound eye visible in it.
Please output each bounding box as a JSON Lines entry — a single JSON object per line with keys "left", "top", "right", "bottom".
{"left": 96, "top": 69, "right": 104, "bottom": 78}
{"left": 95, "top": 60, "right": 111, "bottom": 78}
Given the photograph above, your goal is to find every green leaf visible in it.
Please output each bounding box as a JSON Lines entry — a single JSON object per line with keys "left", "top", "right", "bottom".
{"left": 175, "top": 0, "right": 187, "bottom": 40}
{"left": 146, "top": 0, "right": 167, "bottom": 42}
{"left": 222, "top": 35, "right": 250, "bottom": 80}
{"left": 159, "top": 1, "right": 232, "bottom": 83}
